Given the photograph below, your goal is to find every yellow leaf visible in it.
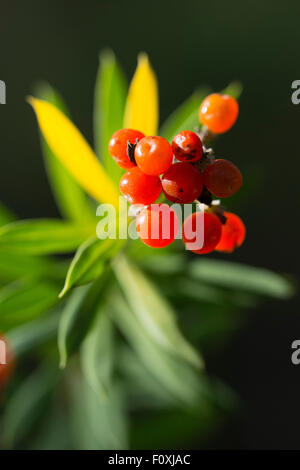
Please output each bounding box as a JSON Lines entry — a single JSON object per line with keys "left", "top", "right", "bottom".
{"left": 28, "top": 97, "right": 120, "bottom": 207}
{"left": 123, "top": 53, "right": 159, "bottom": 135}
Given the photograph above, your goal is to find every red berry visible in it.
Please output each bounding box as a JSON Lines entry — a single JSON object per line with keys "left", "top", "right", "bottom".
{"left": 120, "top": 166, "right": 161, "bottom": 205}
{"left": 135, "top": 136, "right": 173, "bottom": 175}
{"left": 172, "top": 130, "right": 203, "bottom": 162}
{"left": 215, "top": 212, "right": 246, "bottom": 253}
{"left": 162, "top": 162, "right": 203, "bottom": 203}
{"left": 0, "top": 334, "right": 14, "bottom": 390}
{"left": 199, "top": 93, "right": 239, "bottom": 134}
{"left": 109, "top": 128, "right": 145, "bottom": 169}
{"left": 136, "top": 203, "right": 179, "bottom": 248}
{"left": 182, "top": 211, "right": 222, "bottom": 254}
{"left": 203, "top": 159, "right": 242, "bottom": 198}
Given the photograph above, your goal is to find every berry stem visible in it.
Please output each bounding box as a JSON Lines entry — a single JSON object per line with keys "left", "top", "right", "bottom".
{"left": 209, "top": 204, "right": 227, "bottom": 224}
{"left": 126, "top": 140, "right": 138, "bottom": 165}
{"left": 193, "top": 147, "right": 215, "bottom": 173}
{"left": 195, "top": 125, "right": 217, "bottom": 146}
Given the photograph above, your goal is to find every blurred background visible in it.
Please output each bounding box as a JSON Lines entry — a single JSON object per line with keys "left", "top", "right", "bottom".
{"left": 0, "top": 0, "right": 299, "bottom": 449}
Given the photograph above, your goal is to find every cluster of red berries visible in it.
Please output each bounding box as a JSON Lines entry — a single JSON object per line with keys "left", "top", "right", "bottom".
{"left": 108, "top": 93, "right": 245, "bottom": 254}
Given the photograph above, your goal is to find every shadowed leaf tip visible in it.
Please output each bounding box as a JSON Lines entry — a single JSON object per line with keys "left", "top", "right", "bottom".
{"left": 99, "top": 48, "right": 115, "bottom": 62}
{"left": 26, "top": 95, "right": 36, "bottom": 106}
{"left": 138, "top": 52, "right": 149, "bottom": 64}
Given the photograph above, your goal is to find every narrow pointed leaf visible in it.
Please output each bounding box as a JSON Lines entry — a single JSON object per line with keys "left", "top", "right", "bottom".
{"left": 94, "top": 50, "right": 127, "bottom": 183}
{"left": 118, "top": 345, "right": 177, "bottom": 408}
{"left": 189, "top": 259, "right": 295, "bottom": 299}
{"left": 3, "top": 365, "right": 58, "bottom": 447}
{"left": 7, "top": 310, "right": 60, "bottom": 356}
{"left": 123, "top": 53, "right": 158, "bottom": 135}
{"left": 110, "top": 293, "right": 205, "bottom": 407}
{"left": 0, "top": 249, "right": 60, "bottom": 282}
{"left": 112, "top": 254, "right": 203, "bottom": 369}
{"left": 36, "top": 83, "right": 94, "bottom": 223}
{"left": 221, "top": 81, "right": 243, "bottom": 99}
{"left": 0, "top": 219, "right": 94, "bottom": 255}
{"left": 0, "top": 281, "right": 60, "bottom": 329}
{"left": 59, "top": 237, "right": 122, "bottom": 298}
{"left": 58, "top": 278, "right": 111, "bottom": 368}
{"left": 71, "top": 377, "right": 128, "bottom": 450}
{"left": 28, "top": 97, "right": 120, "bottom": 206}
{"left": 80, "top": 309, "right": 114, "bottom": 399}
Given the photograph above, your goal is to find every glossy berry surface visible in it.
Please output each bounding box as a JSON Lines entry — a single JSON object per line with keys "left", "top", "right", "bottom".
{"left": 120, "top": 166, "right": 161, "bottom": 205}
{"left": 182, "top": 211, "right": 222, "bottom": 254}
{"left": 215, "top": 211, "right": 246, "bottom": 253}
{"left": 136, "top": 203, "right": 179, "bottom": 248}
{"left": 0, "top": 334, "right": 14, "bottom": 389}
{"left": 108, "top": 128, "right": 145, "bottom": 169}
{"left": 135, "top": 136, "right": 173, "bottom": 175}
{"left": 203, "top": 158, "right": 242, "bottom": 198}
{"left": 199, "top": 93, "right": 239, "bottom": 134}
{"left": 172, "top": 130, "right": 203, "bottom": 162}
{"left": 162, "top": 162, "right": 203, "bottom": 203}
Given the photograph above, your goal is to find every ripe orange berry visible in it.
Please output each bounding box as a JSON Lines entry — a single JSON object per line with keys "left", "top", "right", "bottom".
{"left": 135, "top": 136, "right": 173, "bottom": 176}
{"left": 199, "top": 93, "right": 239, "bottom": 134}
{"left": 136, "top": 203, "right": 179, "bottom": 248}
{"left": 0, "top": 333, "right": 14, "bottom": 390}
{"left": 172, "top": 130, "right": 203, "bottom": 162}
{"left": 162, "top": 162, "right": 203, "bottom": 203}
{"left": 203, "top": 158, "right": 242, "bottom": 198}
{"left": 215, "top": 212, "right": 246, "bottom": 253}
{"left": 108, "top": 128, "right": 145, "bottom": 169}
{"left": 120, "top": 166, "right": 161, "bottom": 205}
{"left": 182, "top": 211, "right": 222, "bottom": 254}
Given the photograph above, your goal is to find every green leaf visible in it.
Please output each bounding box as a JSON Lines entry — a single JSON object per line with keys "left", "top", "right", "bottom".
{"left": 36, "top": 83, "right": 94, "bottom": 223}
{"left": 70, "top": 376, "right": 128, "bottom": 450}
{"left": 58, "top": 286, "right": 88, "bottom": 368}
{"left": 80, "top": 309, "right": 114, "bottom": 399}
{"left": 58, "top": 278, "right": 111, "bottom": 368}
{"left": 118, "top": 345, "right": 178, "bottom": 408}
{"left": 7, "top": 310, "right": 60, "bottom": 357}
{"left": 110, "top": 292, "right": 206, "bottom": 407}
{"left": 112, "top": 254, "right": 203, "bottom": 369}
{"left": 0, "top": 201, "right": 15, "bottom": 226}
{"left": 59, "top": 237, "right": 123, "bottom": 298}
{"left": 221, "top": 81, "right": 243, "bottom": 99}
{"left": 2, "top": 365, "right": 59, "bottom": 448}
{"left": 138, "top": 253, "right": 186, "bottom": 275}
{"left": 166, "top": 277, "right": 257, "bottom": 308}
{"left": 94, "top": 50, "right": 127, "bottom": 183}
{"left": 0, "top": 249, "right": 59, "bottom": 283}
{"left": 0, "top": 281, "right": 60, "bottom": 329}
{"left": 0, "top": 219, "right": 94, "bottom": 255}
{"left": 160, "top": 88, "right": 210, "bottom": 141}
{"left": 189, "top": 259, "right": 295, "bottom": 299}
{"left": 29, "top": 400, "right": 71, "bottom": 450}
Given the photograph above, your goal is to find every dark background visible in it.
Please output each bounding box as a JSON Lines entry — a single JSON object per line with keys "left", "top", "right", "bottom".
{"left": 0, "top": 0, "right": 299, "bottom": 449}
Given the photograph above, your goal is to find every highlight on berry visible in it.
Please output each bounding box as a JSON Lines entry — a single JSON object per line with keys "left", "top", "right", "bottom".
{"left": 108, "top": 92, "right": 245, "bottom": 255}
